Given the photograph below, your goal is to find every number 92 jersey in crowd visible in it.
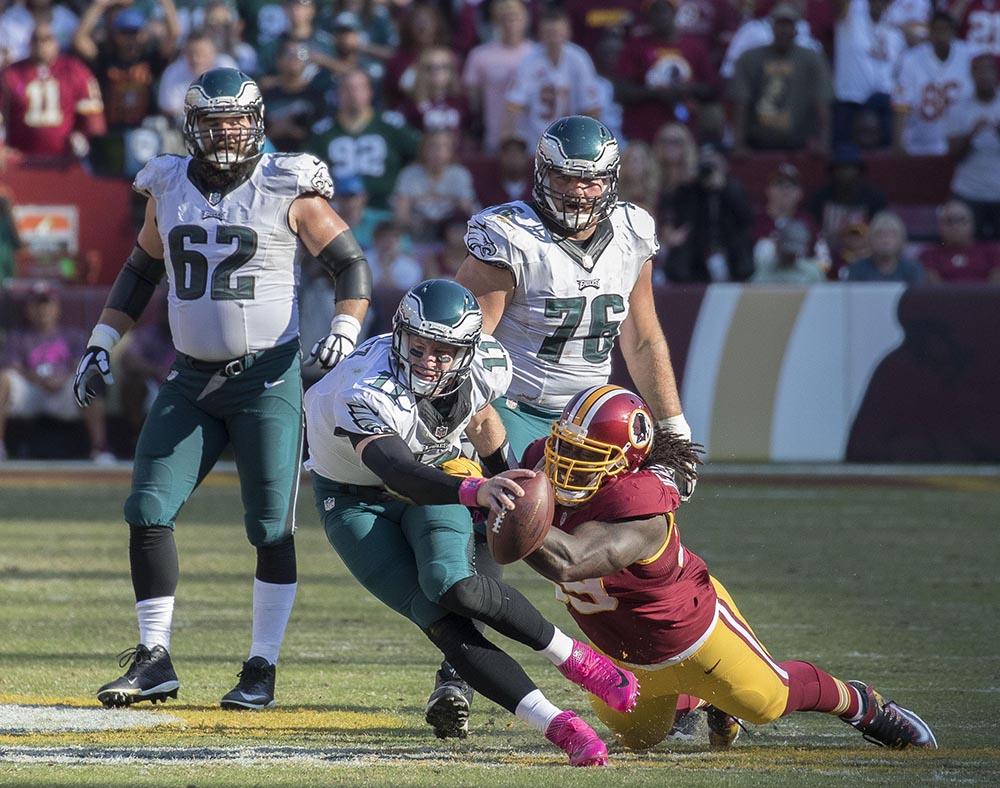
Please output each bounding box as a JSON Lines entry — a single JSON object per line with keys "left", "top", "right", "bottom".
{"left": 304, "top": 334, "right": 512, "bottom": 488}
{"left": 465, "top": 200, "right": 658, "bottom": 412}
{"left": 134, "top": 152, "right": 335, "bottom": 361}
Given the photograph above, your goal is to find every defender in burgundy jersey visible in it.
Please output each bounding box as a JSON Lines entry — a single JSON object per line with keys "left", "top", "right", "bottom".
{"left": 521, "top": 384, "right": 938, "bottom": 751}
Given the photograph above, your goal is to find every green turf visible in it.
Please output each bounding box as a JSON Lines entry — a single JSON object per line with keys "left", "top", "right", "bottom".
{"left": 1, "top": 474, "right": 998, "bottom": 785}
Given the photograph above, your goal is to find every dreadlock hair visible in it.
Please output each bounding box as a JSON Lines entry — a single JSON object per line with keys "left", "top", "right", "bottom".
{"left": 642, "top": 423, "right": 703, "bottom": 489}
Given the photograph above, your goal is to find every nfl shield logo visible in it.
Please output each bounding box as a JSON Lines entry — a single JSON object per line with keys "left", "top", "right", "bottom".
{"left": 434, "top": 426, "right": 448, "bottom": 438}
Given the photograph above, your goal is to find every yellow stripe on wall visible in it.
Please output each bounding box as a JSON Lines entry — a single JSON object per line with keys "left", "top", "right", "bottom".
{"left": 710, "top": 289, "right": 807, "bottom": 460}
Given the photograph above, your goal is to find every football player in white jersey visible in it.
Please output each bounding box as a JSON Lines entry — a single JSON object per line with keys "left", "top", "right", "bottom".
{"left": 305, "top": 279, "right": 640, "bottom": 766}
{"left": 437, "top": 114, "right": 696, "bottom": 738}
{"left": 73, "top": 68, "right": 372, "bottom": 711}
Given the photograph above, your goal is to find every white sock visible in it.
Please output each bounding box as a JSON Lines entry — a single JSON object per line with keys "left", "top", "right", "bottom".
{"left": 136, "top": 596, "right": 174, "bottom": 650}
{"left": 537, "top": 627, "right": 575, "bottom": 666}
{"left": 249, "top": 579, "right": 297, "bottom": 664}
{"left": 515, "top": 689, "right": 563, "bottom": 734}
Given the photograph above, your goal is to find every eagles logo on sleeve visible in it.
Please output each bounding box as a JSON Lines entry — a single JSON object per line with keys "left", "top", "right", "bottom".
{"left": 465, "top": 221, "right": 499, "bottom": 261}
{"left": 309, "top": 160, "right": 335, "bottom": 200}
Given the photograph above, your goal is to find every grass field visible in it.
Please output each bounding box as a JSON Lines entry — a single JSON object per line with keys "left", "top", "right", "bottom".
{"left": 1, "top": 468, "right": 999, "bottom": 786}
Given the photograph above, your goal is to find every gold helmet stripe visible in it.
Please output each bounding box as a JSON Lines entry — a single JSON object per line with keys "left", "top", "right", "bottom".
{"left": 570, "top": 384, "right": 621, "bottom": 427}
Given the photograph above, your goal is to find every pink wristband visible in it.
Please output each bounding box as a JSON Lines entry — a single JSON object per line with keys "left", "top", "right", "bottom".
{"left": 458, "top": 476, "right": 486, "bottom": 507}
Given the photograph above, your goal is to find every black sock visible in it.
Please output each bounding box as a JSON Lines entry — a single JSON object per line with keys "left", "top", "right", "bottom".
{"left": 129, "top": 525, "right": 178, "bottom": 601}
{"left": 255, "top": 536, "right": 297, "bottom": 584}
{"left": 426, "top": 614, "right": 537, "bottom": 714}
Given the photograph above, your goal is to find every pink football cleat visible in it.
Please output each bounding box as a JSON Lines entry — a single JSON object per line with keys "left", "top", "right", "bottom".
{"left": 557, "top": 640, "right": 639, "bottom": 713}
{"left": 545, "top": 710, "right": 609, "bottom": 767}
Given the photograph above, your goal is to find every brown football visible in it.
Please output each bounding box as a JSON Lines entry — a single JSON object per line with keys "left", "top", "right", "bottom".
{"left": 486, "top": 472, "right": 555, "bottom": 565}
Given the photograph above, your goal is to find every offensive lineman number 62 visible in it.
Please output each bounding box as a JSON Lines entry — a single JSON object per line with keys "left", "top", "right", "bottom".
{"left": 167, "top": 224, "right": 259, "bottom": 301}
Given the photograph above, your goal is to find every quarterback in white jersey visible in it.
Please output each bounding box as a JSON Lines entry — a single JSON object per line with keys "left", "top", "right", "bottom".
{"left": 892, "top": 11, "right": 979, "bottom": 154}
{"left": 75, "top": 68, "right": 372, "bottom": 713}
{"left": 305, "top": 330, "right": 513, "bottom": 489}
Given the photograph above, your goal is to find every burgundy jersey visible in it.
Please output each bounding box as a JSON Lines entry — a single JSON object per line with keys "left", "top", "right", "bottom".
{"left": 954, "top": 0, "right": 1000, "bottom": 54}
{"left": 402, "top": 95, "right": 469, "bottom": 134}
{"left": 919, "top": 242, "right": 1000, "bottom": 282}
{"left": 616, "top": 33, "right": 717, "bottom": 142}
{"left": 523, "top": 440, "right": 718, "bottom": 666}
{"left": 1, "top": 55, "right": 104, "bottom": 155}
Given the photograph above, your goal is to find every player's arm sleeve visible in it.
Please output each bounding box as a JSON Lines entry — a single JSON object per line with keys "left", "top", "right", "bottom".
{"left": 295, "top": 154, "right": 336, "bottom": 200}
{"left": 623, "top": 202, "right": 660, "bottom": 264}
{"left": 132, "top": 155, "right": 176, "bottom": 198}
{"left": 464, "top": 209, "right": 526, "bottom": 286}
{"left": 358, "top": 435, "right": 463, "bottom": 504}
{"left": 104, "top": 245, "right": 166, "bottom": 320}
{"left": 466, "top": 338, "right": 515, "bottom": 473}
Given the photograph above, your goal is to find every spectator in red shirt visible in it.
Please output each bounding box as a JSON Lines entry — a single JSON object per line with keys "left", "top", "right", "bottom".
{"left": 565, "top": 0, "right": 643, "bottom": 52}
{"left": 675, "top": 0, "right": 742, "bottom": 68}
{"left": 0, "top": 22, "right": 106, "bottom": 158}
{"left": 384, "top": 3, "right": 449, "bottom": 109}
{"left": 475, "top": 135, "right": 532, "bottom": 207}
{"left": 615, "top": 0, "right": 718, "bottom": 143}
{"left": 401, "top": 46, "right": 470, "bottom": 137}
{"left": 920, "top": 198, "right": 1000, "bottom": 282}
{"left": 0, "top": 282, "right": 111, "bottom": 462}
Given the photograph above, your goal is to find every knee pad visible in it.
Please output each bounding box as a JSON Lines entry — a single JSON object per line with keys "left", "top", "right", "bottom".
{"left": 255, "top": 536, "right": 296, "bottom": 584}
{"left": 124, "top": 491, "right": 169, "bottom": 528}
{"left": 438, "top": 575, "right": 490, "bottom": 619}
{"left": 425, "top": 613, "right": 478, "bottom": 657}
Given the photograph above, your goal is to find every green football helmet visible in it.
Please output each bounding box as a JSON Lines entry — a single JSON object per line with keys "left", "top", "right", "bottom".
{"left": 183, "top": 67, "right": 265, "bottom": 169}
{"left": 533, "top": 115, "right": 621, "bottom": 233}
{"left": 391, "top": 279, "right": 483, "bottom": 398}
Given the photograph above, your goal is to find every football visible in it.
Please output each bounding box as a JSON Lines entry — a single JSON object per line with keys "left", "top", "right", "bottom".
{"left": 486, "top": 472, "right": 555, "bottom": 564}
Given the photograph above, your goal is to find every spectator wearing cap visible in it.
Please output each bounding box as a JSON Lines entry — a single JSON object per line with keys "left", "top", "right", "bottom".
{"left": 504, "top": 5, "right": 602, "bottom": 150}
{"left": 391, "top": 130, "right": 479, "bottom": 244}
{"left": 332, "top": 173, "right": 388, "bottom": 250}
{"left": 316, "top": 0, "right": 398, "bottom": 64}
{"left": 946, "top": 53, "right": 1000, "bottom": 240}
{"left": 751, "top": 219, "right": 825, "bottom": 283}
{"left": 721, "top": 0, "right": 824, "bottom": 80}
{"left": 74, "top": 1, "right": 179, "bottom": 130}
{"left": 306, "top": 68, "right": 420, "bottom": 210}
{"left": 843, "top": 210, "right": 925, "bottom": 283}
{"left": 659, "top": 143, "right": 755, "bottom": 282}
{"left": 753, "top": 162, "right": 827, "bottom": 272}
{"left": 259, "top": 37, "right": 328, "bottom": 152}
{"left": 0, "top": 283, "right": 112, "bottom": 462}
{"left": 613, "top": 0, "right": 719, "bottom": 144}
{"left": 256, "top": 0, "right": 336, "bottom": 78}
{"left": 400, "top": 46, "right": 470, "bottom": 137}
{"left": 158, "top": 30, "right": 239, "bottom": 122}
{"left": 462, "top": 0, "right": 534, "bottom": 153}
{"left": 0, "top": 22, "right": 106, "bottom": 158}
{"left": 0, "top": 0, "right": 79, "bottom": 69}
{"left": 383, "top": 3, "right": 449, "bottom": 109}
{"left": 807, "top": 143, "right": 887, "bottom": 274}
{"left": 323, "top": 10, "right": 385, "bottom": 90}
{"left": 892, "top": 11, "right": 977, "bottom": 155}
{"left": 832, "top": 0, "right": 905, "bottom": 148}
{"left": 919, "top": 199, "right": 1000, "bottom": 282}
{"left": 728, "top": 2, "right": 833, "bottom": 156}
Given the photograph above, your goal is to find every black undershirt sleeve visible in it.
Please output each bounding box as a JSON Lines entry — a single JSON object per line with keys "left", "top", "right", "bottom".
{"left": 355, "top": 433, "right": 463, "bottom": 505}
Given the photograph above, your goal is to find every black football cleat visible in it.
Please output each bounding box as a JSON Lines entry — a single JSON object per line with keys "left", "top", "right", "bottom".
{"left": 220, "top": 656, "right": 277, "bottom": 710}
{"left": 705, "top": 704, "right": 743, "bottom": 746}
{"left": 846, "top": 680, "right": 938, "bottom": 749}
{"left": 425, "top": 668, "right": 474, "bottom": 739}
{"left": 97, "top": 644, "right": 180, "bottom": 707}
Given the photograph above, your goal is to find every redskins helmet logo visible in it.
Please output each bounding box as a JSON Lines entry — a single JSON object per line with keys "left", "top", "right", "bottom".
{"left": 628, "top": 409, "right": 652, "bottom": 449}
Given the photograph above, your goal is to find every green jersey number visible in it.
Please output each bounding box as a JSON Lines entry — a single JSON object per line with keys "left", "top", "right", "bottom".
{"left": 167, "top": 224, "right": 259, "bottom": 301}
{"left": 537, "top": 294, "right": 626, "bottom": 364}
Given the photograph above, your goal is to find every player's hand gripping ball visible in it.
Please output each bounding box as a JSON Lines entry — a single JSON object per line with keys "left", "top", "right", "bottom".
{"left": 487, "top": 472, "right": 555, "bottom": 564}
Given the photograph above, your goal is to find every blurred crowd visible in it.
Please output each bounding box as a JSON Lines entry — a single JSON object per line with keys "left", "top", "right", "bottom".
{"left": 3, "top": 0, "right": 1000, "bottom": 460}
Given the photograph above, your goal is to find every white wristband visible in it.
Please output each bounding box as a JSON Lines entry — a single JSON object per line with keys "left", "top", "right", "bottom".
{"left": 88, "top": 323, "right": 121, "bottom": 353}
{"left": 659, "top": 413, "right": 692, "bottom": 442}
{"left": 329, "top": 313, "right": 362, "bottom": 343}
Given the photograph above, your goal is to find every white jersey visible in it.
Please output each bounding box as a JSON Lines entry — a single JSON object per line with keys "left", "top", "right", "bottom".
{"left": 892, "top": 40, "right": 978, "bottom": 155}
{"left": 304, "top": 334, "right": 512, "bottom": 487}
{"left": 465, "top": 200, "right": 657, "bottom": 412}
{"left": 834, "top": 0, "right": 905, "bottom": 102}
{"left": 505, "top": 43, "right": 602, "bottom": 150}
{"left": 134, "top": 152, "right": 334, "bottom": 361}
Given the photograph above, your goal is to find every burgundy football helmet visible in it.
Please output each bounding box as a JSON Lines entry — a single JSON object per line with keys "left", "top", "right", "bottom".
{"left": 544, "top": 385, "right": 655, "bottom": 505}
